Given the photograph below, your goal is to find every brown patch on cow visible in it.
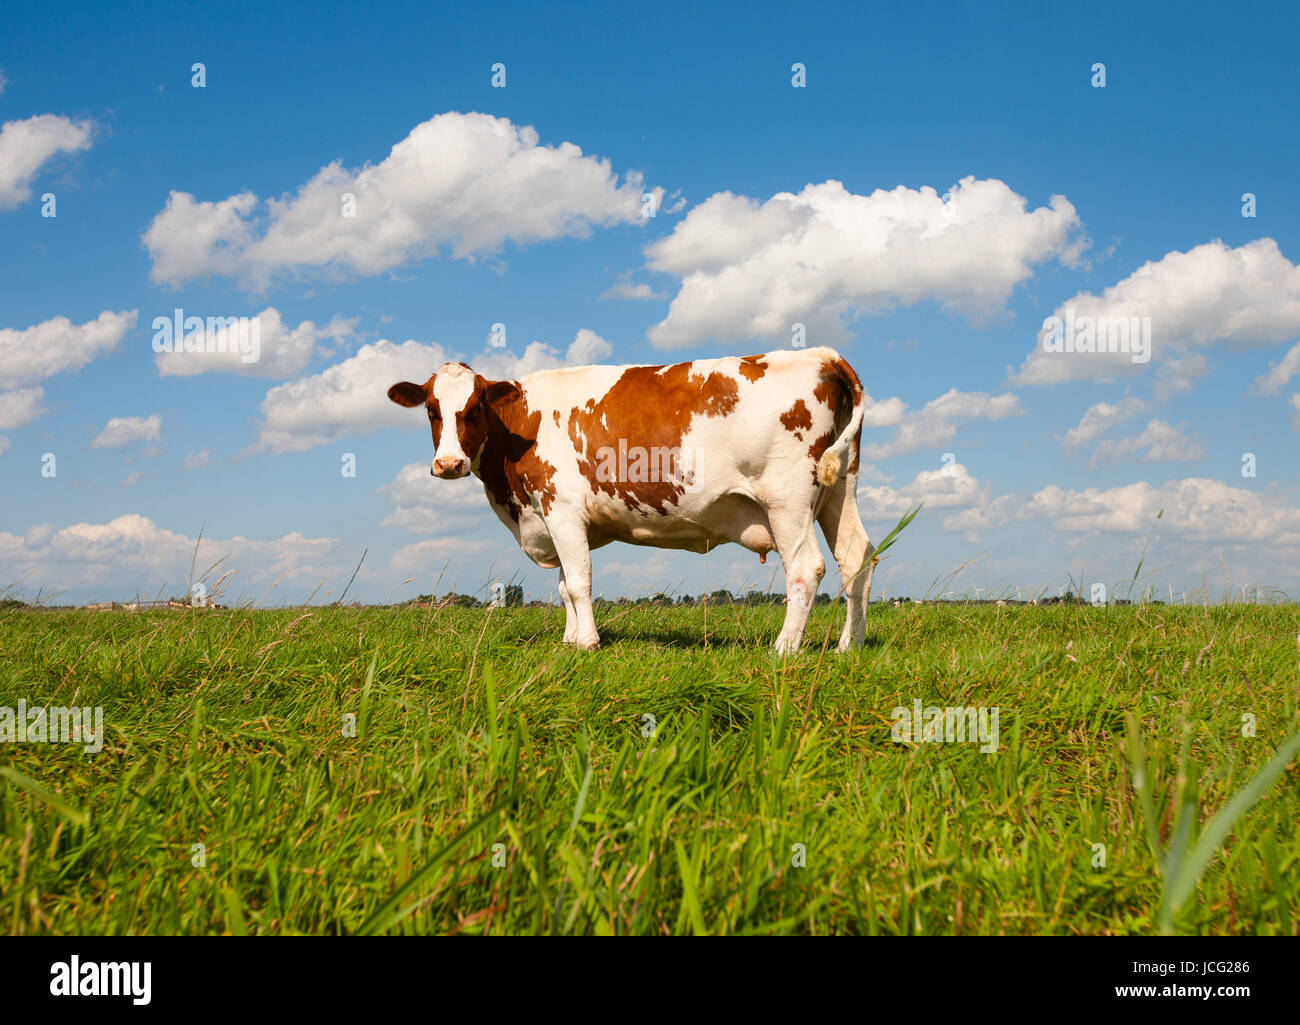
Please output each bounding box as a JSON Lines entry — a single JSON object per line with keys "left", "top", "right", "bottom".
{"left": 568, "top": 361, "right": 740, "bottom": 513}
{"left": 813, "top": 355, "right": 863, "bottom": 407}
{"left": 810, "top": 355, "right": 865, "bottom": 483}
{"left": 738, "top": 354, "right": 768, "bottom": 382}
{"left": 552, "top": 410, "right": 560, "bottom": 425}
{"left": 428, "top": 404, "right": 444, "bottom": 450}
{"left": 470, "top": 379, "right": 557, "bottom": 522}
{"left": 780, "top": 398, "right": 812, "bottom": 439}
{"left": 808, "top": 431, "right": 836, "bottom": 485}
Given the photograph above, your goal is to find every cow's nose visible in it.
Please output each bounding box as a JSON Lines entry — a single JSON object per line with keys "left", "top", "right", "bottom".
{"left": 433, "top": 457, "right": 467, "bottom": 477}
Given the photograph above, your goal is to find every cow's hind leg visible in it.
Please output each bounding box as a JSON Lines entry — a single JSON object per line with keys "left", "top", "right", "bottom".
{"left": 770, "top": 510, "right": 826, "bottom": 655}
{"left": 817, "top": 473, "right": 874, "bottom": 652}
{"left": 557, "top": 567, "right": 578, "bottom": 645}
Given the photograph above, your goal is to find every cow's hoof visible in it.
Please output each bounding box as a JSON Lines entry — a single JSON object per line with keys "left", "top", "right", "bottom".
{"left": 772, "top": 637, "right": 802, "bottom": 656}
{"left": 578, "top": 639, "right": 601, "bottom": 651}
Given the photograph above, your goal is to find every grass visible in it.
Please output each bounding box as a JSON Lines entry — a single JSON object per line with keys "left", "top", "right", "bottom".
{"left": 1, "top": 600, "right": 1298, "bottom": 935}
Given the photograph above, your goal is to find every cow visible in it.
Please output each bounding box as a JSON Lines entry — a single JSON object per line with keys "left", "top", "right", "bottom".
{"left": 387, "top": 347, "right": 875, "bottom": 653}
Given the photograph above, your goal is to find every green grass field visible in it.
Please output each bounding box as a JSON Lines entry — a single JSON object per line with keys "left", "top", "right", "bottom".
{"left": 1, "top": 601, "right": 1298, "bottom": 935}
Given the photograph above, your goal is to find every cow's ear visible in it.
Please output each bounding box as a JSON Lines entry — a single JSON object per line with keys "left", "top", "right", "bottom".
{"left": 388, "top": 381, "right": 428, "bottom": 408}
{"left": 484, "top": 380, "right": 520, "bottom": 407}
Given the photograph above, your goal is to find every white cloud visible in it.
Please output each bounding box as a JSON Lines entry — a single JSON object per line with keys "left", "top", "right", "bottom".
{"left": 943, "top": 477, "right": 1300, "bottom": 548}
{"left": 0, "top": 114, "right": 93, "bottom": 210}
{"left": 472, "top": 328, "right": 613, "bottom": 379}
{"left": 644, "top": 176, "right": 1084, "bottom": 349}
{"left": 0, "top": 514, "right": 350, "bottom": 599}
{"left": 180, "top": 449, "right": 211, "bottom": 470}
{"left": 120, "top": 470, "right": 147, "bottom": 486}
{"left": 144, "top": 112, "right": 658, "bottom": 289}
{"left": 90, "top": 414, "right": 161, "bottom": 449}
{"left": 598, "top": 279, "right": 663, "bottom": 301}
{"left": 1254, "top": 340, "right": 1300, "bottom": 396}
{"left": 379, "top": 463, "right": 486, "bottom": 534}
{"left": 1153, "top": 352, "right": 1212, "bottom": 401}
{"left": 0, "top": 386, "right": 46, "bottom": 430}
{"left": 253, "top": 338, "right": 449, "bottom": 454}
{"left": 1087, "top": 419, "right": 1204, "bottom": 469}
{"left": 861, "top": 393, "right": 907, "bottom": 428}
{"left": 0, "top": 310, "right": 137, "bottom": 390}
{"left": 1031, "top": 478, "right": 1300, "bottom": 544}
{"left": 857, "top": 462, "right": 983, "bottom": 518}
{"left": 1062, "top": 397, "right": 1146, "bottom": 453}
{"left": 861, "top": 388, "right": 1023, "bottom": 461}
{"left": 1014, "top": 238, "right": 1300, "bottom": 387}
{"left": 154, "top": 307, "right": 353, "bottom": 378}
{"left": 253, "top": 329, "right": 612, "bottom": 454}
{"left": 390, "top": 538, "right": 499, "bottom": 575}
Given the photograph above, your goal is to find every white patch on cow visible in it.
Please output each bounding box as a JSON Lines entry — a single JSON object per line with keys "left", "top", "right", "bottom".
{"left": 429, "top": 362, "right": 477, "bottom": 476}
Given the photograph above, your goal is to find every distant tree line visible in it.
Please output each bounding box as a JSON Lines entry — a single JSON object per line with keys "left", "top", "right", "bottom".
{"left": 401, "top": 589, "right": 828, "bottom": 609}
{"left": 397, "top": 588, "right": 1165, "bottom": 609}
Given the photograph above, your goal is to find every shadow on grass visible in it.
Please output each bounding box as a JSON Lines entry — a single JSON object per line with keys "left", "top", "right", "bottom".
{"left": 594, "top": 625, "right": 887, "bottom": 652}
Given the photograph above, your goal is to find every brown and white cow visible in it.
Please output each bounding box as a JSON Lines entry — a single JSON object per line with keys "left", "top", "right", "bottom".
{"left": 387, "top": 347, "right": 875, "bottom": 653}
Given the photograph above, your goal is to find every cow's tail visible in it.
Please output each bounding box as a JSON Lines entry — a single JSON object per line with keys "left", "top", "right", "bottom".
{"left": 815, "top": 358, "right": 865, "bottom": 488}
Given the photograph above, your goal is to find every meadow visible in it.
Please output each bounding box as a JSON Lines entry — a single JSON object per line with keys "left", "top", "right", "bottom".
{"left": 1, "top": 600, "right": 1298, "bottom": 935}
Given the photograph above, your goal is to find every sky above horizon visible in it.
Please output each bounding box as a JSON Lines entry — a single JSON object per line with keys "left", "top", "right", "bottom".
{"left": 2, "top": 0, "right": 1299, "bottom": 607}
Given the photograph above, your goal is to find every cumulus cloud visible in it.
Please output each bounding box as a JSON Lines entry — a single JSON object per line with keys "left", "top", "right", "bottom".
{"left": 254, "top": 338, "right": 448, "bottom": 454}
{"left": 0, "top": 310, "right": 137, "bottom": 390}
{"left": 180, "top": 449, "right": 211, "bottom": 470}
{"left": 644, "top": 176, "right": 1084, "bottom": 349}
{"left": 0, "top": 114, "right": 93, "bottom": 210}
{"left": 90, "top": 414, "right": 161, "bottom": 449}
{"left": 1087, "top": 419, "right": 1205, "bottom": 469}
{"left": 472, "top": 328, "right": 613, "bottom": 379}
{"left": 1013, "top": 238, "right": 1300, "bottom": 387}
{"left": 1062, "top": 397, "right": 1147, "bottom": 453}
{"left": 153, "top": 307, "right": 354, "bottom": 378}
{"left": 1254, "top": 340, "right": 1300, "bottom": 396}
{"left": 861, "top": 393, "right": 907, "bottom": 428}
{"left": 144, "top": 112, "right": 658, "bottom": 289}
{"left": 861, "top": 388, "right": 1023, "bottom": 461}
{"left": 944, "top": 477, "right": 1300, "bottom": 548}
{"left": 0, "top": 386, "right": 46, "bottom": 430}
{"left": 598, "top": 279, "right": 663, "bottom": 301}
{"left": 253, "top": 329, "right": 612, "bottom": 454}
{"left": 379, "top": 463, "right": 486, "bottom": 534}
{"left": 857, "top": 462, "right": 983, "bottom": 518}
{"left": 0, "top": 514, "right": 350, "bottom": 600}
{"left": 390, "top": 538, "right": 500, "bottom": 577}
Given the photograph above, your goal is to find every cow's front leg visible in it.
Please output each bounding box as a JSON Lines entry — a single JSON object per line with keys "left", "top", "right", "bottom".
{"left": 549, "top": 524, "right": 600, "bottom": 650}
{"left": 557, "top": 567, "right": 578, "bottom": 645}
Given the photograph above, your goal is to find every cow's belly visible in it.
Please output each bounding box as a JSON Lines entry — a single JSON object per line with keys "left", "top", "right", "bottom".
{"left": 518, "top": 506, "right": 560, "bottom": 567}
{"left": 586, "top": 491, "right": 775, "bottom": 558}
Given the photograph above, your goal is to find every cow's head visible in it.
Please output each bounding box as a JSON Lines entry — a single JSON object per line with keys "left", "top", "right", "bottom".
{"left": 388, "top": 362, "right": 516, "bottom": 479}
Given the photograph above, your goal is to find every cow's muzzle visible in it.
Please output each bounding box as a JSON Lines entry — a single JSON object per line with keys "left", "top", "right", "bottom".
{"left": 432, "top": 457, "right": 470, "bottom": 479}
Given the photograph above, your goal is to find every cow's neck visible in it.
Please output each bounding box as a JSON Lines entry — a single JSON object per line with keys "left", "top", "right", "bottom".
{"left": 473, "top": 383, "right": 534, "bottom": 525}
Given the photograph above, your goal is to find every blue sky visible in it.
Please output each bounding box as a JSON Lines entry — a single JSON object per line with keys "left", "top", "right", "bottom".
{"left": 2, "top": 0, "right": 1299, "bottom": 606}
